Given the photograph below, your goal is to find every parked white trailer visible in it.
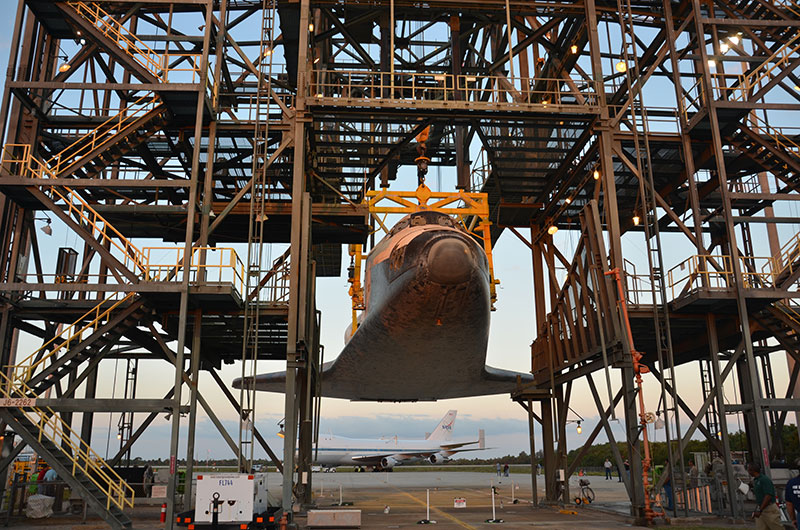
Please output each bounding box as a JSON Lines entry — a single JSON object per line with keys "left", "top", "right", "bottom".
{"left": 178, "top": 473, "right": 277, "bottom": 529}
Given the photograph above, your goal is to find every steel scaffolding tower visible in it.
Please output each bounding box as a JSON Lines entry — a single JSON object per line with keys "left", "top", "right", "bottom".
{"left": 0, "top": 0, "right": 799, "bottom": 527}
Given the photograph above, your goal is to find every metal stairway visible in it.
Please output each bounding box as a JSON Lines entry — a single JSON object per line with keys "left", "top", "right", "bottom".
{"left": 725, "top": 0, "right": 799, "bottom": 29}
{"left": 61, "top": 1, "right": 173, "bottom": 83}
{"left": 773, "top": 233, "right": 800, "bottom": 288}
{"left": 39, "top": 186, "right": 150, "bottom": 279}
{"left": 9, "top": 293, "right": 149, "bottom": 396}
{"left": 755, "top": 300, "right": 800, "bottom": 352}
{"left": 0, "top": 376, "right": 134, "bottom": 529}
{"left": 47, "top": 95, "right": 169, "bottom": 179}
{"left": 726, "top": 122, "right": 800, "bottom": 191}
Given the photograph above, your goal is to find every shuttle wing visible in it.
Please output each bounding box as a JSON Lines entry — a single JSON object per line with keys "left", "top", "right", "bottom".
{"left": 234, "top": 358, "right": 532, "bottom": 401}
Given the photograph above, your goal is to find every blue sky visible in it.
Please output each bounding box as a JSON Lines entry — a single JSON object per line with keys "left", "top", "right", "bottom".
{"left": 0, "top": 6, "right": 796, "bottom": 464}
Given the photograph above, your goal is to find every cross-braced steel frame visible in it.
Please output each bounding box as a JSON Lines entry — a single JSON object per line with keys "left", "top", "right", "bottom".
{"left": 0, "top": 0, "right": 799, "bottom": 527}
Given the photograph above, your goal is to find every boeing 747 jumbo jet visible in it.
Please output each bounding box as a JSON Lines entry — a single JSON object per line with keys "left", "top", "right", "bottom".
{"left": 314, "top": 410, "right": 485, "bottom": 470}
{"left": 234, "top": 209, "right": 533, "bottom": 401}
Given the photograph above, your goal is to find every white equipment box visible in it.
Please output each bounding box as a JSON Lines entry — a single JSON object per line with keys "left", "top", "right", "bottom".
{"left": 195, "top": 473, "right": 268, "bottom": 524}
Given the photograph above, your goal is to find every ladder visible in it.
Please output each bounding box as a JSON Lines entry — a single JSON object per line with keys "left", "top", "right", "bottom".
{"left": 616, "top": 0, "right": 686, "bottom": 514}
{"left": 239, "top": 0, "right": 277, "bottom": 473}
{"left": 699, "top": 360, "right": 720, "bottom": 456}
{"left": 118, "top": 358, "right": 139, "bottom": 466}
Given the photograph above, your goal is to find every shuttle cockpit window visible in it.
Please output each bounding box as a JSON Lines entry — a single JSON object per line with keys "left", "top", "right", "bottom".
{"left": 389, "top": 213, "right": 460, "bottom": 236}
{"left": 388, "top": 219, "right": 410, "bottom": 237}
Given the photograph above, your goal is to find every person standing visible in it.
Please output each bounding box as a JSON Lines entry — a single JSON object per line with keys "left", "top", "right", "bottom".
{"left": 43, "top": 467, "right": 57, "bottom": 496}
{"left": 748, "top": 462, "right": 782, "bottom": 530}
{"left": 663, "top": 461, "right": 674, "bottom": 511}
{"left": 784, "top": 460, "right": 800, "bottom": 530}
{"left": 503, "top": 463, "right": 509, "bottom": 477}
{"left": 624, "top": 459, "right": 630, "bottom": 479}
{"left": 604, "top": 458, "right": 612, "bottom": 480}
{"left": 496, "top": 462, "right": 501, "bottom": 477}
{"left": 688, "top": 460, "right": 699, "bottom": 490}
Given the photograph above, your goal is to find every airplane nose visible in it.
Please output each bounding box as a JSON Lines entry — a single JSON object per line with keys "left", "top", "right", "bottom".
{"left": 427, "top": 238, "right": 473, "bottom": 284}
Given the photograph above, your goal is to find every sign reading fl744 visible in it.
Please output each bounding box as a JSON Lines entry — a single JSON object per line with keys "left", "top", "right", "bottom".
{"left": 0, "top": 398, "right": 36, "bottom": 407}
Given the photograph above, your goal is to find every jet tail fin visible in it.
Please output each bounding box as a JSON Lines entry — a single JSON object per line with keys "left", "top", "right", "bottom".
{"left": 479, "top": 429, "right": 485, "bottom": 449}
{"left": 427, "top": 410, "right": 457, "bottom": 442}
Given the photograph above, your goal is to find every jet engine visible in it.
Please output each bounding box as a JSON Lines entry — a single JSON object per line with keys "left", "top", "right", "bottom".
{"left": 428, "top": 452, "right": 448, "bottom": 465}
{"left": 380, "top": 456, "right": 398, "bottom": 469}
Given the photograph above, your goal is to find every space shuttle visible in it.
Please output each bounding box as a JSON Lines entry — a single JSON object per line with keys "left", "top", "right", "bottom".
{"left": 233, "top": 208, "right": 533, "bottom": 401}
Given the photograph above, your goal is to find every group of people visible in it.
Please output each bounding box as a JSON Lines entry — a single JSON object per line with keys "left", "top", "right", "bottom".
{"left": 602, "top": 457, "right": 630, "bottom": 481}
{"left": 658, "top": 458, "right": 800, "bottom": 530}
{"left": 751, "top": 460, "right": 800, "bottom": 530}
{"left": 28, "top": 463, "right": 58, "bottom": 496}
{"left": 495, "top": 462, "right": 510, "bottom": 477}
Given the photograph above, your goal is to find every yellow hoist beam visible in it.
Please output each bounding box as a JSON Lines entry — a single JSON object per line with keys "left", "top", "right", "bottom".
{"left": 348, "top": 184, "right": 500, "bottom": 333}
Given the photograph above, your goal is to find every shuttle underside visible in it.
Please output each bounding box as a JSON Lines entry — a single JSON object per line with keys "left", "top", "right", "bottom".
{"left": 234, "top": 211, "right": 533, "bottom": 401}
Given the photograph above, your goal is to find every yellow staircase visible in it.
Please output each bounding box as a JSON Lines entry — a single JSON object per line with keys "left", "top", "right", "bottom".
{"left": 47, "top": 93, "right": 168, "bottom": 178}
{"left": 1, "top": 148, "right": 150, "bottom": 279}
{"left": 7, "top": 292, "right": 140, "bottom": 392}
{"left": 0, "top": 373, "right": 134, "bottom": 528}
{"left": 67, "top": 1, "right": 201, "bottom": 83}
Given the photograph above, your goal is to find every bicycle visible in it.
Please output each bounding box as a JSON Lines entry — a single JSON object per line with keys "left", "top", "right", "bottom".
{"left": 574, "top": 478, "right": 595, "bottom": 505}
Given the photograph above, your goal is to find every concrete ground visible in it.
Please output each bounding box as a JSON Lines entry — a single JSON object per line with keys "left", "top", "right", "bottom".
{"left": 2, "top": 471, "right": 751, "bottom": 529}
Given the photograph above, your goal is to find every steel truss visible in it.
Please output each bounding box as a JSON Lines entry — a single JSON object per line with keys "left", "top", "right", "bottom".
{"left": 0, "top": 0, "right": 799, "bottom": 527}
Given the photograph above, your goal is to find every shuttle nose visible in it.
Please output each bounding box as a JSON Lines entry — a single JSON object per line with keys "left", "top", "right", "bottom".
{"left": 427, "top": 238, "right": 473, "bottom": 284}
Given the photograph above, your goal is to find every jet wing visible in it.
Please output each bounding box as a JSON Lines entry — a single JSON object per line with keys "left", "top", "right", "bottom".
{"left": 350, "top": 455, "right": 384, "bottom": 464}
{"left": 350, "top": 452, "right": 431, "bottom": 464}
{"left": 439, "top": 441, "right": 478, "bottom": 450}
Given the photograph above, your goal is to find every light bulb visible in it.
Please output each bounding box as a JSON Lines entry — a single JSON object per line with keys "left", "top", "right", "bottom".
{"left": 615, "top": 60, "right": 627, "bottom": 73}
{"left": 720, "top": 42, "right": 729, "bottom": 53}
{"left": 59, "top": 63, "right": 71, "bottom": 73}
{"left": 565, "top": 197, "right": 572, "bottom": 204}
{"left": 263, "top": 47, "right": 272, "bottom": 57}
{"left": 547, "top": 225, "right": 558, "bottom": 235}
{"left": 571, "top": 45, "right": 578, "bottom": 54}
{"left": 577, "top": 422, "right": 582, "bottom": 434}
{"left": 593, "top": 169, "right": 600, "bottom": 180}
{"left": 633, "top": 215, "right": 640, "bottom": 226}
{"left": 729, "top": 35, "right": 740, "bottom": 45}
{"left": 309, "top": 23, "right": 314, "bottom": 32}
{"left": 708, "top": 59, "right": 716, "bottom": 68}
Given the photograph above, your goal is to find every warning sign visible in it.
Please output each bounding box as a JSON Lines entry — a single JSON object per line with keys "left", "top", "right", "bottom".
{"left": 454, "top": 497, "right": 466, "bottom": 508}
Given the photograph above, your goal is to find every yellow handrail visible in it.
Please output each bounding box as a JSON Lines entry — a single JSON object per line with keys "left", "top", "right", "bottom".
{"left": 0, "top": 371, "right": 135, "bottom": 510}
{"left": 142, "top": 247, "right": 248, "bottom": 298}
{"left": 748, "top": 112, "right": 800, "bottom": 162}
{"left": 68, "top": 1, "right": 201, "bottom": 83}
{"left": 667, "top": 254, "right": 733, "bottom": 299}
{"left": 311, "top": 70, "right": 599, "bottom": 109}
{"left": 775, "top": 299, "right": 800, "bottom": 330}
{"left": 47, "top": 93, "right": 163, "bottom": 176}
{"left": 48, "top": 186, "right": 149, "bottom": 276}
{"left": 7, "top": 292, "right": 137, "bottom": 386}
{"left": 773, "top": 232, "right": 800, "bottom": 282}
{"left": 739, "top": 256, "right": 776, "bottom": 288}
{"left": 775, "top": 0, "right": 800, "bottom": 17}
{"left": 0, "top": 146, "right": 149, "bottom": 278}
{"left": 709, "top": 33, "right": 800, "bottom": 103}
